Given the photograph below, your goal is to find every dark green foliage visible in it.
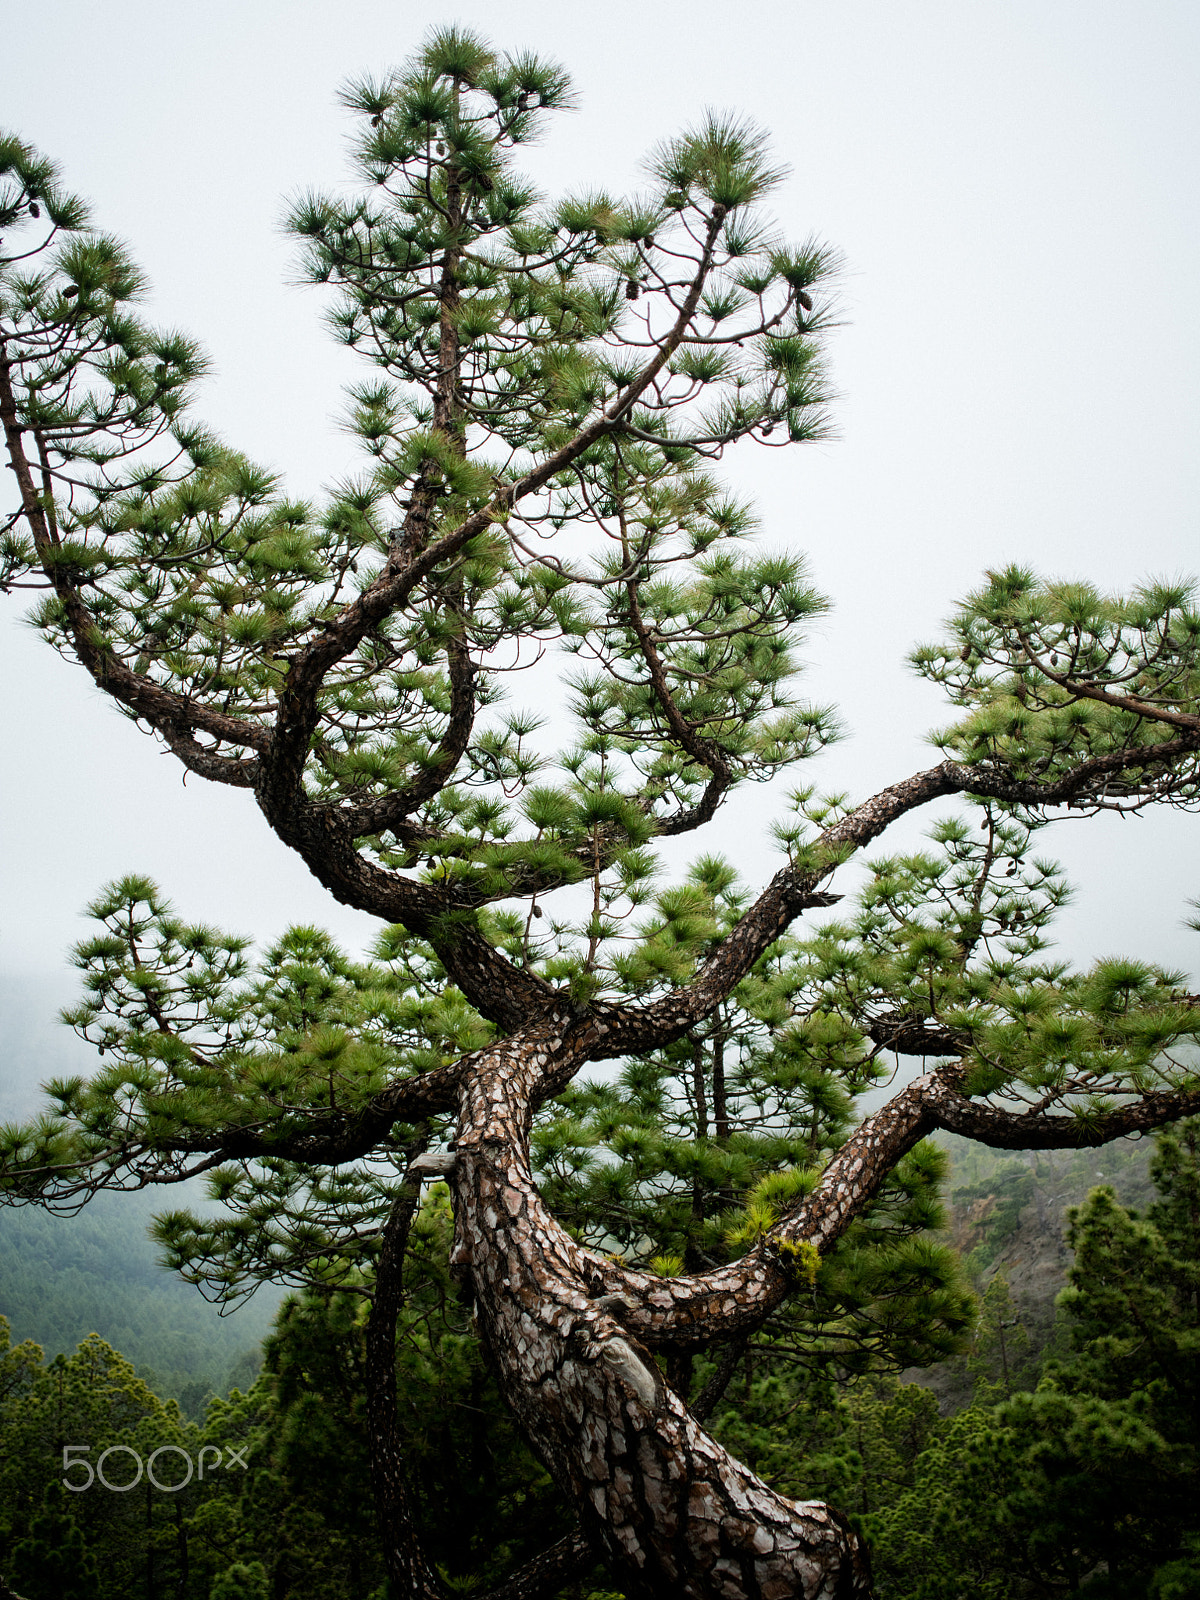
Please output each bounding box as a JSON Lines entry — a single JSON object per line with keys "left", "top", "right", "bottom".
{"left": 0, "top": 1254, "right": 576, "bottom": 1600}
{"left": 1058, "top": 1121, "right": 1200, "bottom": 1417}
{"left": 250, "top": 1294, "right": 383, "bottom": 1596}
{"left": 390, "top": 1190, "right": 576, "bottom": 1583}
{"left": 0, "top": 1320, "right": 199, "bottom": 1600}
{"left": 209, "top": 1564, "right": 271, "bottom": 1600}
{"left": 708, "top": 1367, "right": 941, "bottom": 1524}
{"left": 872, "top": 1121, "right": 1200, "bottom": 1598}
{"left": 0, "top": 1306, "right": 386, "bottom": 1600}
{"left": 9, "top": 1483, "right": 99, "bottom": 1600}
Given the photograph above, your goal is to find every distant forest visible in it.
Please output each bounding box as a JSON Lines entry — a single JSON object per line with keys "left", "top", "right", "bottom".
{"left": 0, "top": 976, "right": 278, "bottom": 1414}
{"left": 0, "top": 1186, "right": 279, "bottom": 1416}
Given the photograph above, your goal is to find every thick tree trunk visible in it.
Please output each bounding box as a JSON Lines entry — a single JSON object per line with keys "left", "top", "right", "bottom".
{"left": 367, "top": 1022, "right": 1199, "bottom": 1597}
{"left": 445, "top": 1019, "right": 874, "bottom": 1600}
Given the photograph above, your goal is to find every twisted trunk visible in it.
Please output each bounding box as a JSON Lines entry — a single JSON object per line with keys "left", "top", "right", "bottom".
{"left": 427, "top": 1018, "right": 1199, "bottom": 1595}
{"left": 443, "top": 1016, "right": 873, "bottom": 1600}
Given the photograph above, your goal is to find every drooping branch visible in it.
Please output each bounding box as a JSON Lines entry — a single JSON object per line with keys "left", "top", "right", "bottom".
{"left": 0, "top": 1059, "right": 465, "bottom": 1207}
{"left": 0, "top": 349, "right": 270, "bottom": 777}
{"left": 923, "top": 1074, "right": 1200, "bottom": 1148}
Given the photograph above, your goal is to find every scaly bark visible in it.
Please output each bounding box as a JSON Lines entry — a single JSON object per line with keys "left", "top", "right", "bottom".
{"left": 444, "top": 1015, "right": 873, "bottom": 1600}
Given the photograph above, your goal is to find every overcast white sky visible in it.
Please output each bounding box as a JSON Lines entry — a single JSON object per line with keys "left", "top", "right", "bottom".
{"left": 2, "top": 2, "right": 1198, "bottom": 1028}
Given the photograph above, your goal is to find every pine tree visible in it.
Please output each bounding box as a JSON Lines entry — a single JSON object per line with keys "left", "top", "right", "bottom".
{"left": 9, "top": 1484, "right": 99, "bottom": 1600}
{"left": 0, "top": 1320, "right": 200, "bottom": 1600}
{"left": 208, "top": 1565, "right": 270, "bottom": 1600}
{"left": 3, "top": 26, "right": 1200, "bottom": 1598}
{"left": 965, "top": 1272, "right": 1033, "bottom": 1403}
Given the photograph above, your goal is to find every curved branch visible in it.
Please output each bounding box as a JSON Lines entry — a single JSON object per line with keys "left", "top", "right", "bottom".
{"left": 0, "top": 1060, "right": 465, "bottom": 1207}
{"left": 341, "top": 623, "right": 477, "bottom": 836}
{"left": 923, "top": 1075, "right": 1200, "bottom": 1148}
{"left": 247, "top": 804, "right": 559, "bottom": 1032}
{"left": 159, "top": 725, "right": 259, "bottom": 786}
{"left": 1016, "top": 623, "right": 1200, "bottom": 735}
{"left": 586, "top": 1072, "right": 937, "bottom": 1347}
{"left": 592, "top": 738, "right": 1200, "bottom": 1056}
{"left": 220, "top": 734, "right": 1200, "bottom": 1073}
{"left": 596, "top": 1067, "right": 1200, "bottom": 1348}
{"left": 866, "top": 1013, "right": 969, "bottom": 1057}
{"left": 946, "top": 740, "right": 1200, "bottom": 807}
{"left": 654, "top": 772, "right": 735, "bottom": 835}
{"left": 591, "top": 764, "right": 960, "bottom": 1054}
{"left": 623, "top": 568, "right": 732, "bottom": 792}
